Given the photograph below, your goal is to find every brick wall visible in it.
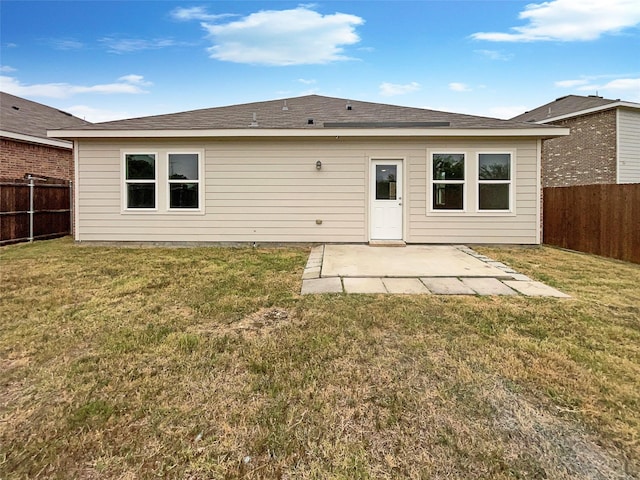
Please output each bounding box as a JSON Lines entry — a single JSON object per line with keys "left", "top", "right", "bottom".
{"left": 0, "top": 138, "right": 74, "bottom": 182}
{"left": 541, "top": 109, "right": 617, "bottom": 187}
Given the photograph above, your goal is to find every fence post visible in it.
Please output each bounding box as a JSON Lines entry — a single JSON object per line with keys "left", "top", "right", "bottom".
{"left": 69, "top": 180, "right": 73, "bottom": 237}
{"left": 28, "top": 175, "right": 35, "bottom": 242}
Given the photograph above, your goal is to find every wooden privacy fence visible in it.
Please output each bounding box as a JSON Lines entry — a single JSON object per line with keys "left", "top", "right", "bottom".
{"left": 0, "top": 177, "right": 72, "bottom": 245}
{"left": 543, "top": 184, "right": 640, "bottom": 264}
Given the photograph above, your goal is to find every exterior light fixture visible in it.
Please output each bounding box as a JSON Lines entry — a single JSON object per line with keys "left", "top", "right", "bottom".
{"left": 316, "top": 160, "right": 322, "bottom": 170}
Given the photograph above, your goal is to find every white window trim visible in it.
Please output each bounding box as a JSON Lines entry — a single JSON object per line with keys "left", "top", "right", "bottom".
{"left": 476, "top": 151, "right": 515, "bottom": 215}
{"left": 428, "top": 151, "right": 468, "bottom": 214}
{"left": 122, "top": 151, "right": 158, "bottom": 212}
{"left": 166, "top": 151, "right": 204, "bottom": 213}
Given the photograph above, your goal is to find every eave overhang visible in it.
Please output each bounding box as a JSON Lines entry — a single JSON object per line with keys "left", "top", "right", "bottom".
{"left": 49, "top": 127, "right": 570, "bottom": 139}
{"left": 532, "top": 101, "right": 640, "bottom": 124}
{"left": 2, "top": 130, "right": 73, "bottom": 149}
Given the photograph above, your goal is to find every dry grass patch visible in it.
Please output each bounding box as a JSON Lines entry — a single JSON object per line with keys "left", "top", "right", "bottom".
{"left": 1, "top": 239, "right": 638, "bottom": 479}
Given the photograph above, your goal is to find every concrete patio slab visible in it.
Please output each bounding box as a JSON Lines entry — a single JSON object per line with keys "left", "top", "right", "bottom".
{"left": 504, "top": 280, "right": 571, "bottom": 298}
{"left": 301, "top": 277, "right": 342, "bottom": 295}
{"left": 461, "top": 278, "right": 518, "bottom": 296}
{"left": 302, "top": 267, "right": 321, "bottom": 280}
{"left": 322, "top": 244, "right": 510, "bottom": 278}
{"left": 508, "top": 273, "right": 533, "bottom": 281}
{"left": 343, "top": 277, "right": 387, "bottom": 294}
{"left": 382, "top": 278, "right": 431, "bottom": 294}
{"left": 421, "top": 277, "right": 476, "bottom": 295}
{"left": 301, "top": 244, "right": 567, "bottom": 297}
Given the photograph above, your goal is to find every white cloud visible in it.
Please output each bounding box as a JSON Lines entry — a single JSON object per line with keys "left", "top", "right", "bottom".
{"left": 118, "top": 74, "right": 152, "bottom": 86}
{"left": 100, "top": 37, "right": 183, "bottom": 54}
{"left": 0, "top": 65, "right": 16, "bottom": 73}
{"left": 449, "top": 82, "right": 471, "bottom": 92}
{"left": 201, "top": 6, "right": 364, "bottom": 65}
{"left": 555, "top": 75, "right": 640, "bottom": 100}
{"left": 597, "top": 77, "right": 640, "bottom": 92}
{"left": 171, "top": 6, "right": 236, "bottom": 22}
{"left": 472, "top": 0, "right": 640, "bottom": 42}
{"left": 578, "top": 77, "right": 640, "bottom": 101}
{"left": 379, "top": 81, "right": 421, "bottom": 96}
{"left": 555, "top": 79, "right": 590, "bottom": 88}
{"left": 50, "top": 39, "right": 84, "bottom": 50}
{"left": 64, "top": 105, "right": 132, "bottom": 123}
{"left": 474, "top": 49, "right": 513, "bottom": 61}
{"left": 489, "top": 105, "right": 530, "bottom": 119}
{"left": 0, "top": 74, "right": 152, "bottom": 99}
{"left": 298, "top": 78, "right": 317, "bottom": 85}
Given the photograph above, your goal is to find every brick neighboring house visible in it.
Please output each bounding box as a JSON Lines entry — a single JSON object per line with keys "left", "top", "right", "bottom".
{"left": 511, "top": 95, "right": 640, "bottom": 187}
{"left": 1, "top": 92, "right": 91, "bottom": 182}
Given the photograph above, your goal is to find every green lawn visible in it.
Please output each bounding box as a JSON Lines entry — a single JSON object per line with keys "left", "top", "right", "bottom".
{"left": 1, "top": 237, "right": 638, "bottom": 479}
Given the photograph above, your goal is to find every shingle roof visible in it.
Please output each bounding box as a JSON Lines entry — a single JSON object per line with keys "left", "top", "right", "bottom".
{"left": 68, "top": 95, "right": 549, "bottom": 131}
{"left": 1, "top": 91, "right": 91, "bottom": 140}
{"left": 511, "top": 95, "right": 619, "bottom": 123}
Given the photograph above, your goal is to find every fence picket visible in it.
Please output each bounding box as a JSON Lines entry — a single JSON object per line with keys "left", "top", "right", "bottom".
{"left": 543, "top": 184, "right": 640, "bottom": 264}
{"left": 0, "top": 180, "right": 71, "bottom": 245}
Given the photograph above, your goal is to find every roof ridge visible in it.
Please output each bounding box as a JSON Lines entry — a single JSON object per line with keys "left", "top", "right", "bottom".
{"left": 56, "top": 94, "right": 557, "bottom": 131}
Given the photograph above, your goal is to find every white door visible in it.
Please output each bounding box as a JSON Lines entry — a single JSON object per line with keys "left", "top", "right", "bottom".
{"left": 370, "top": 159, "right": 403, "bottom": 240}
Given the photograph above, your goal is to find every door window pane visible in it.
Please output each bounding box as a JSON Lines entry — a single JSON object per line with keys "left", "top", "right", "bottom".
{"left": 376, "top": 165, "right": 397, "bottom": 200}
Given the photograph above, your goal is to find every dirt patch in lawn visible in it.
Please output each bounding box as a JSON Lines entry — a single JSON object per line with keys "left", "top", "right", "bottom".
{"left": 489, "top": 381, "right": 636, "bottom": 479}
{"left": 191, "top": 307, "right": 297, "bottom": 336}
{"left": 232, "top": 307, "right": 295, "bottom": 333}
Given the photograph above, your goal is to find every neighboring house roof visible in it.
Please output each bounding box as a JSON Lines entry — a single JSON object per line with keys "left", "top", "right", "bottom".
{"left": 49, "top": 95, "right": 567, "bottom": 139}
{"left": 511, "top": 94, "right": 640, "bottom": 124}
{"left": 1, "top": 91, "right": 91, "bottom": 148}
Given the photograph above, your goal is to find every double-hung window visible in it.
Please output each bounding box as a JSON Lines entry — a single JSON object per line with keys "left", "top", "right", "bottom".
{"left": 432, "top": 153, "right": 465, "bottom": 210}
{"left": 168, "top": 153, "right": 200, "bottom": 210}
{"left": 125, "top": 153, "right": 156, "bottom": 209}
{"left": 478, "top": 153, "right": 512, "bottom": 211}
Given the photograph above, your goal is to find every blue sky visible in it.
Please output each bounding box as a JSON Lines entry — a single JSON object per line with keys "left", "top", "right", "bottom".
{"left": 1, "top": 0, "right": 639, "bottom": 122}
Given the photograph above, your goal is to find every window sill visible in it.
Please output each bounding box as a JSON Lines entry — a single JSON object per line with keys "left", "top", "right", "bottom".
{"left": 427, "top": 210, "right": 516, "bottom": 217}
{"left": 120, "top": 209, "right": 206, "bottom": 215}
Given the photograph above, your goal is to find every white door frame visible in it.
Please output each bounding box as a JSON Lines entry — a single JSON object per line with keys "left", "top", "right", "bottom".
{"left": 369, "top": 158, "right": 404, "bottom": 241}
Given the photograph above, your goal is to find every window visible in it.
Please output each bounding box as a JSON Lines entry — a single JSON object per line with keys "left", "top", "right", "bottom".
{"left": 376, "top": 164, "right": 397, "bottom": 200}
{"left": 432, "top": 153, "right": 465, "bottom": 210}
{"left": 125, "top": 153, "right": 156, "bottom": 209}
{"left": 478, "top": 153, "right": 511, "bottom": 211}
{"left": 168, "top": 153, "right": 200, "bottom": 209}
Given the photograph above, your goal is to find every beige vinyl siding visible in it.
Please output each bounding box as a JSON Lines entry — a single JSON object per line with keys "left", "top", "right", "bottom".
{"left": 77, "top": 138, "right": 366, "bottom": 242}
{"left": 407, "top": 139, "right": 539, "bottom": 244}
{"left": 76, "top": 136, "right": 540, "bottom": 244}
{"left": 617, "top": 108, "right": 640, "bottom": 183}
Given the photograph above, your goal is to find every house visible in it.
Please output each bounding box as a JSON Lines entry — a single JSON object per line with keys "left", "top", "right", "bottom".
{"left": 0, "top": 91, "right": 91, "bottom": 182}
{"left": 49, "top": 95, "right": 568, "bottom": 245}
{"left": 511, "top": 95, "right": 640, "bottom": 187}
